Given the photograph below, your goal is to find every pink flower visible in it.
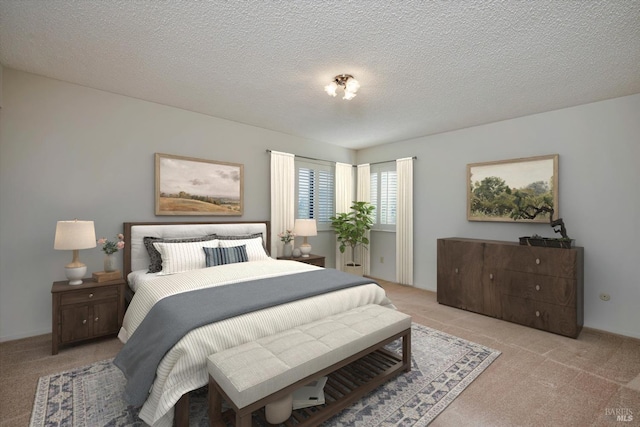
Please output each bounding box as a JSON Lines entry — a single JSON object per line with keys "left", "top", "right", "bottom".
{"left": 97, "top": 235, "right": 126, "bottom": 254}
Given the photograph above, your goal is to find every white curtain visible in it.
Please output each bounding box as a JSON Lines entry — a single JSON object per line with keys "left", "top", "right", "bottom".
{"left": 270, "top": 151, "right": 295, "bottom": 257}
{"left": 357, "top": 164, "right": 371, "bottom": 275}
{"left": 335, "top": 162, "right": 353, "bottom": 271}
{"left": 396, "top": 157, "right": 414, "bottom": 285}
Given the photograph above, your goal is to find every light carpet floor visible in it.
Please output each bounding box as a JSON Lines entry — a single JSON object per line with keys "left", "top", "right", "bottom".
{"left": 30, "top": 323, "right": 500, "bottom": 426}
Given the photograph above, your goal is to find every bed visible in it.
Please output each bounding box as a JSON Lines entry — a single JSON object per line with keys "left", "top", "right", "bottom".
{"left": 117, "top": 221, "right": 395, "bottom": 427}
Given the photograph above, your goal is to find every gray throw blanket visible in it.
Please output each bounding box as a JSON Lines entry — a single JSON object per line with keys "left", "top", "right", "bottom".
{"left": 113, "top": 268, "right": 376, "bottom": 406}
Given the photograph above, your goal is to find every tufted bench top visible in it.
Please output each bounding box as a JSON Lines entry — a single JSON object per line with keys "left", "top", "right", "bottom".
{"left": 206, "top": 304, "right": 411, "bottom": 409}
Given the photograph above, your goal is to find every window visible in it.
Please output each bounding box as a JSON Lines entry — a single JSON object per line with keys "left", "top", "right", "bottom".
{"left": 370, "top": 164, "right": 397, "bottom": 231}
{"left": 296, "top": 159, "right": 335, "bottom": 230}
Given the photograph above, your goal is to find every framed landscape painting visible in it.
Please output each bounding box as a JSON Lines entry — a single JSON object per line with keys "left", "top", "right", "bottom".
{"left": 467, "top": 154, "right": 558, "bottom": 222}
{"left": 155, "top": 153, "right": 243, "bottom": 216}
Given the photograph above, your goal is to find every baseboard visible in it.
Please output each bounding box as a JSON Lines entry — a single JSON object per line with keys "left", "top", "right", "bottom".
{"left": 0, "top": 328, "right": 50, "bottom": 343}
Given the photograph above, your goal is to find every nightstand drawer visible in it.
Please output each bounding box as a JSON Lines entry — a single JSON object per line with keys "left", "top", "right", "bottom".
{"left": 302, "top": 257, "right": 325, "bottom": 267}
{"left": 277, "top": 254, "right": 325, "bottom": 267}
{"left": 60, "top": 287, "right": 119, "bottom": 305}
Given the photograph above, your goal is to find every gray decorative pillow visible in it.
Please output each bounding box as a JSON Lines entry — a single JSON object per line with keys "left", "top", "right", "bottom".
{"left": 143, "top": 234, "right": 217, "bottom": 273}
{"left": 203, "top": 245, "right": 248, "bottom": 267}
{"left": 216, "top": 233, "right": 263, "bottom": 241}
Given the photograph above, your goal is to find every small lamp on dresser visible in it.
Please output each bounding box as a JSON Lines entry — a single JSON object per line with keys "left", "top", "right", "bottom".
{"left": 54, "top": 219, "right": 97, "bottom": 285}
{"left": 294, "top": 219, "right": 317, "bottom": 258}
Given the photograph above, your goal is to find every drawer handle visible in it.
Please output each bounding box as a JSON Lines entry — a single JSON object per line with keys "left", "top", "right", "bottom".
{"left": 89, "top": 293, "right": 94, "bottom": 298}
{"left": 535, "top": 258, "right": 541, "bottom": 265}
{"left": 94, "top": 317, "right": 99, "bottom": 322}
{"left": 454, "top": 268, "right": 459, "bottom": 274}
{"left": 489, "top": 273, "right": 494, "bottom": 280}
{"left": 535, "top": 285, "right": 541, "bottom": 291}
{"left": 82, "top": 319, "right": 87, "bottom": 324}
{"left": 535, "top": 310, "right": 540, "bottom": 317}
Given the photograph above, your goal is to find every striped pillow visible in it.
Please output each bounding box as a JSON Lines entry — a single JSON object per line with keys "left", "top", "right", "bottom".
{"left": 203, "top": 245, "right": 249, "bottom": 267}
{"left": 153, "top": 240, "right": 220, "bottom": 275}
{"left": 218, "top": 237, "right": 270, "bottom": 261}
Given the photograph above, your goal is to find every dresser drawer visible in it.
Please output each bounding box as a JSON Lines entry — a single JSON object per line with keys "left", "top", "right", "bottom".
{"left": 60, "top": 287, "right": 119, "bottom": 305}
{"left": 502, "top": 245, "right": 578, "bottom": 278}
{"left": 501, "top": 271, "right": 576, "bottom": 307}
{"left": 500, "top": 294, "right": 579, "bottom": 337}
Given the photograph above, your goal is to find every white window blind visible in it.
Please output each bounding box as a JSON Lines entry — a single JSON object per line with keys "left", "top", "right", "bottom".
{"left": 296, "top": 160, "right": 335, "bottom": 229}
{"left": 370, "top": 164, "right": 397, "bottom": 231}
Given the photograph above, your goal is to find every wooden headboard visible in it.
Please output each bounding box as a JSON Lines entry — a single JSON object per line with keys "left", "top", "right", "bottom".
{"left": 123, "top": 221, "right": 271, "bottom": 277}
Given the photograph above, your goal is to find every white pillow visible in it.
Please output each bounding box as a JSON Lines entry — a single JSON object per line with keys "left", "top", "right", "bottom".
{"left": 153, "top": 240, "right": 220, "bottom": 275}
{"left": 218, "top": 237, "right": 270, "bottom": 261}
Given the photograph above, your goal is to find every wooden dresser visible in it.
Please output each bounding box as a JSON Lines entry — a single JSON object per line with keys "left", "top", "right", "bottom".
{"left": 437, "top": 238, "right": 583, "bottom": 338}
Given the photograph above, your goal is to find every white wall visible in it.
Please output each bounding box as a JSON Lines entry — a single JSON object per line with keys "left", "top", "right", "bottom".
{"left": 2, "top": 68, "right": 638, "bottom": 340}
{"left": 357, "top": 94, "right": 640, "bottom": 339}
{"left": 0, "top": 69, "right": 355, "bottom": 341}
{"left": 0, "top": 63, "right": 3, "bottom": 107}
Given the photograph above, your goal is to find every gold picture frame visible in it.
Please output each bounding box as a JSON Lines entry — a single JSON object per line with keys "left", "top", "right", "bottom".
{"left": 155, "top": 153, "right": 244, "bottom": 216}
{"left": 467, "top": 154, "right": 558, "bottom": 222}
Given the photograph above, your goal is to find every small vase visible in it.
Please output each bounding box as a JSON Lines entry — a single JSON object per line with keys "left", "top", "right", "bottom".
{"left": 283, "top": 243, "right": 293, "bottom": 258}
{"left": 104, "top": 253, "right": 117, "bottom": 272}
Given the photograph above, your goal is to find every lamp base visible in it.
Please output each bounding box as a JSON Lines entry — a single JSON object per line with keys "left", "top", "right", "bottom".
{"left": 65, "top": 265, "right": 87, "bottom": 285}
{"left": 300, "top": 243, "right": 312, "bottom": 258}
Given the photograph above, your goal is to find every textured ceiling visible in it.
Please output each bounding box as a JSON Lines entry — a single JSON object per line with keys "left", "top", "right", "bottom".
{"left": 1, "top": 1, "right": 639, "bottom": 149}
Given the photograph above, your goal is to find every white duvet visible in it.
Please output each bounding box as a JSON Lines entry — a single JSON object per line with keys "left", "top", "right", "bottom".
{"left": 118, "top": 259, "right": 393, "bottom": 427}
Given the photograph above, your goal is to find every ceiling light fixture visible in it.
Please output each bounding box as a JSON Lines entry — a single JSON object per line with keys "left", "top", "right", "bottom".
{"left": 324, "top": 74, "right": 360, "bottom": 100}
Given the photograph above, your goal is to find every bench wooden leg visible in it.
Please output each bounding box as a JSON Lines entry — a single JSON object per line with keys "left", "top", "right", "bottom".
{"left": 208, "top": 375, "right": 223, "bottom": 426}
{"left": 403, "top": 329, "right": 412, "bottom": 372}
{"left": 174, "top": 393, "right": 189, "bottom": 427}
{"left": 236, "top": 411, "right": 252, "bottom": 427}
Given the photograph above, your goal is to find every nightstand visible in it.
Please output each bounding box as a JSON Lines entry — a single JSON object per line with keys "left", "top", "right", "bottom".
{"left": 278, "top": 254, "right": 325, "bottom": 267}
{"left": 51, "top": 277, "right": 126, "bottom": 355}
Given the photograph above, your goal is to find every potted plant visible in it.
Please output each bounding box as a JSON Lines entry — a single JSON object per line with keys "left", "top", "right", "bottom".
{"left": 330, "top": 201, "right": 375, "bottom": 275}
{"left": 510, "top": 191, "right": 573, "bottom": 248}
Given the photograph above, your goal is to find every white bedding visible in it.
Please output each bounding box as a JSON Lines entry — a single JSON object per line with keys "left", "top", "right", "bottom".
{"left": 126, "top": 270, "right": 160, "bottom": 293}
{"left": 120, "top": 259, "right": 393, "bottom": 427}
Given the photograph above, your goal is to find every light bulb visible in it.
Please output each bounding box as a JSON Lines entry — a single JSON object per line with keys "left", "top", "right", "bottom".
{"left": 324, "top": 82, "right": 338, "bottom": 97}
{"left": 345, "top": 78, "right": 360, "bottom": 93}
{"left": 343, "top": 91, "right": 357, "bottom": 100}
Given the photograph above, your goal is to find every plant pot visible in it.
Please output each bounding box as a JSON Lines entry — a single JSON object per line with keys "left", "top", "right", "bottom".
{"left": 344, "top": 264, "right": 364, "bottom": 276}
{"left": 519, "top": 237, "right": 574, "bottom": 249}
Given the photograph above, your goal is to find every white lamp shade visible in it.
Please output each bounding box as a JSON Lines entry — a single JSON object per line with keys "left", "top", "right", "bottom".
{"left": 54, "top": 220, "right": 97, "bottom": 250}
{"left": 293, "top": 219, "right": 317, "bottom": 237}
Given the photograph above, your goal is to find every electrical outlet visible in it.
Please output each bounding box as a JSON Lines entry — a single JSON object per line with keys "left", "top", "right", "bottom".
{"left": 380, "top": 256, "right": 384, "bottom": 264}
{"left": 599, "top": 293, "right": 611, "bottom": 301}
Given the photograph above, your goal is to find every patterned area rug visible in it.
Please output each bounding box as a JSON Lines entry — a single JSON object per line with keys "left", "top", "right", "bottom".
{"left": 30, "top": 323, "right": 500, "bottom": 426}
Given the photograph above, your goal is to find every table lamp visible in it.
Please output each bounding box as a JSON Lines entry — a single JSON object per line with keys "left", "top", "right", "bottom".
{"left": 294, "top": 219, "right": 317, "bottom": 258}
{"left": 54, "top": 219, "right": 97, "bottom": 285}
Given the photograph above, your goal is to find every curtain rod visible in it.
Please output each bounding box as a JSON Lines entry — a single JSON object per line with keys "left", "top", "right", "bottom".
{"left": 266, "top": 149, "right": 416, "bottom": 166}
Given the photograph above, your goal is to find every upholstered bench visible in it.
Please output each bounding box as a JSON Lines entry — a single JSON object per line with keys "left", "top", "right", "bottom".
{"left": 206, "top": 304, "right": 411, "bottom": 427}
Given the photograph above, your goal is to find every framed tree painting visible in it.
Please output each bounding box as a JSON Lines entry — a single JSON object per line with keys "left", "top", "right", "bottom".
{"left": 467, "top": 154, "right": 558, "bottom": 222}
{"left": 155, "top": 153, "right": 244, "bottom": 216}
